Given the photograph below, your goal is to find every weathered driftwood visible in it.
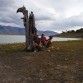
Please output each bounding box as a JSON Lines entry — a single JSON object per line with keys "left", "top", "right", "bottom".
{"left": 17, "top": 6, "right": 37, "bottom": 51}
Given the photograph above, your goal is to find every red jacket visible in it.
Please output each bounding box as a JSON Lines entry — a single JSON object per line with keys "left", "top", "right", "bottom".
{"left": 40, "top": 36, "right": 46, "bottom": 43}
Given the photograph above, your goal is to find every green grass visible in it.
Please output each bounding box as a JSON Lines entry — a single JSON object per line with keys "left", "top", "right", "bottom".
{"left": 0, "top": 40, "right": 83, "bottom": 82}
{"left": 0, "top": 43, "right": 25, "bottom": 52}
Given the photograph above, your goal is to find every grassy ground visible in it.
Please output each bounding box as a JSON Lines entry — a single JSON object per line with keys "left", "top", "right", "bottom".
{"left": 0, "top": 40, "right": 83, "bottom": 83}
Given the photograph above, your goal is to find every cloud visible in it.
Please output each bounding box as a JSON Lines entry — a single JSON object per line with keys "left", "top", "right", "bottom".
{"left": 54, "top": 15, "right": 83, "bottom": 31}
{"left": 0, "top": 0, "right": 83, "bottom": 32}
{"left": 0, "top": 22, "right": 20, "bottom": 27}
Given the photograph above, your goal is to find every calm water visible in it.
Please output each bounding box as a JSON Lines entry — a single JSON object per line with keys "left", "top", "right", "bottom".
{"left": 0, "top": 35, "right": 82, "bottom": 44}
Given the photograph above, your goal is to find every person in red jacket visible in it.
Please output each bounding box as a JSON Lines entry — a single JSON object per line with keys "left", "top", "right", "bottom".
{"left": 40, "top": 34, "right": 47, "bottom": 47}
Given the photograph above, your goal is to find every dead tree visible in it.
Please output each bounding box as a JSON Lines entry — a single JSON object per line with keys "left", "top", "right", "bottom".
{"left": 17, "top": 6, "right": 37, "bottom": 51}
{"left": 28, "top": 11, "right": 37, "bottom": 49}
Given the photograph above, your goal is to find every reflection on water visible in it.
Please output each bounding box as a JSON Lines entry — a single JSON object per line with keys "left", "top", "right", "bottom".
{"left": 0, "top": 35, "right": 82, "bottom": 44}
{"left": 0, "top": 35, "right": 25, "bottom": 44}
{"left": 52, "top": 37, "right": 82, "bottom": 41}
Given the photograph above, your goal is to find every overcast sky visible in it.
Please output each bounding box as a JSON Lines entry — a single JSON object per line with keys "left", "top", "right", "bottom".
{"left": 0, "top": 0, "right": 83, "bottom": 33}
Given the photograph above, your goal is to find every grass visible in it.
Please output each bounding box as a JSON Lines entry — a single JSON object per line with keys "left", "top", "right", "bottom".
{"left": 55, "top": 33, "right": 83, "bottom": 38}
{"left": 0, "top": 40, "right": 83, "bottom": 83}
{"left": 0, "top": 43, "right": 25, "bottom": 52}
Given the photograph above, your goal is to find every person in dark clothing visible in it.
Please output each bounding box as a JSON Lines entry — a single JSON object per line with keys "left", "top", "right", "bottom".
{"left": 32, "top": 34, "right": 41, "bottom": 52}
{"left": 46, "top": 36, "right": 53, "bottom": 48}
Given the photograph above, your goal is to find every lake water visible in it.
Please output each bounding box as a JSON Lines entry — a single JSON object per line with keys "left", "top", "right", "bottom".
{"left": 0, "top": 35, "right": 82, "bottom": 44}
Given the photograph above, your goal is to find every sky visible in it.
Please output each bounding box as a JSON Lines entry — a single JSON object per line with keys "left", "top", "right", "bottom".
{"left": 0, "top": 0, "right": 83, "bottom": 33}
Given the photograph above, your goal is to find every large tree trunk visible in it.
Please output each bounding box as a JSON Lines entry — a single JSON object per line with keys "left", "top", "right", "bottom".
{"left": 17, "top": 7, "right": 37, "bottom": 51}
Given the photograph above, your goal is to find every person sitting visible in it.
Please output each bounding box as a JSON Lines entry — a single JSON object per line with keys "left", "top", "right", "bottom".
{"left": 46, "top": 36, "right": 53, "bottom": 48}
{"left": 32, "top": 34, "right": 41, "bottom": 52}
{"left": 40, "top": 34, "right": 47, "bottom": 48}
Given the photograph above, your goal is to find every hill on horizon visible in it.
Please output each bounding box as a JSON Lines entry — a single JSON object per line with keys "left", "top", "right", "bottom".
{"left": 0, "top": 25, "right": 58, "bottom": 36}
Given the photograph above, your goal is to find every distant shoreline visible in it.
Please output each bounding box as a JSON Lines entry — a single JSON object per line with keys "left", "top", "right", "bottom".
{"left": 54, "top": 33, "right": 83, "bottom": 38}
